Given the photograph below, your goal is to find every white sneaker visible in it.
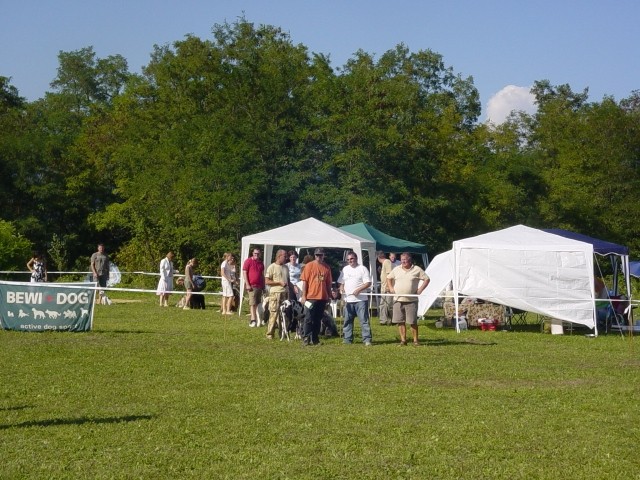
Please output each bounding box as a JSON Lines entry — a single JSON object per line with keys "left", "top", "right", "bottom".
{"left": 249, "top": 320, "right": 257, "bottom": 327}
{"left": 183, "top": 306, "right": 191, "bottom": 310}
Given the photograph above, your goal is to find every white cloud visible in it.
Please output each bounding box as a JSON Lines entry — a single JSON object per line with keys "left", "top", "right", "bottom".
{"left": 485, "top": 85, "right": 537, "bottom": 125}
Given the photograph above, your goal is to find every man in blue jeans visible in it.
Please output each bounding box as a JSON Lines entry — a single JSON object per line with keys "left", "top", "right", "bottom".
{"left": 338, "top": 251, "right": 372, "bottom": 346}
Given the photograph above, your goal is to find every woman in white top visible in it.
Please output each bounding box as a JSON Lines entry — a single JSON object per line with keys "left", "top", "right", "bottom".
{"left": 156, "top": 251, "right": 176, "bottom": 307}
{"left": 220, "top": 253, "right": 237, "bottom": 314}
{"left": 286, "top": 250, "right": 302, "bottom": 300}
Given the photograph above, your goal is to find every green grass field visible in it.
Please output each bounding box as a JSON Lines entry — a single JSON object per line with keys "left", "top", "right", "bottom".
{"left": 1, "top": 292, "right": 639, "bottom": 479}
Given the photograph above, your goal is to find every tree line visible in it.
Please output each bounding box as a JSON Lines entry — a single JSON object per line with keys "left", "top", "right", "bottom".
{"left": 1, "top": 19, "right": 639, "bottom": 278}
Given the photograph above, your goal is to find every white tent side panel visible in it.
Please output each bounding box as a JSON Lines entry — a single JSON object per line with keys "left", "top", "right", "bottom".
{"left": 455, "top": 247, "right": 595, "bottom": 327}
{"left": 418, "top": 251, "right": 453, "bottom": 316}
{"left": 452, "top": 225, "right": 595, "bottom": 328}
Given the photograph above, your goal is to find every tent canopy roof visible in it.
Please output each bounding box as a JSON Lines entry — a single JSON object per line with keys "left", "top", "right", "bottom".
{"left": 543, "top": 228, "right": 629, "bottom": 256}
{"left": 456, "top": 225, "right": 593, "bottom": 251}
{"left": 339, "top": 222, "right": 427, "bottom": 254}
{"left": 243, "top": 217, "right": 375, "bottom": 250}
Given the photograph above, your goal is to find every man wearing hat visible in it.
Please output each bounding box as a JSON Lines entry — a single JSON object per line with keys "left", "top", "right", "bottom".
{"left": 299, "top": 248, "right": 332, "bottom": 346}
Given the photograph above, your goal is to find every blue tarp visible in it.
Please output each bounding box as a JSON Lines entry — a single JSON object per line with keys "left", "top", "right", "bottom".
{"left": 629, "top": 261, "right": 640, "bottom": 278}
{"left": 543, "top": 229, "right": 629, "bottom": 256}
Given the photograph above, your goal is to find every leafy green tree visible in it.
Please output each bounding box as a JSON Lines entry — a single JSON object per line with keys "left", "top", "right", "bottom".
{"left": 525, "top": 82, "right": 640, "bottom": 249}
{"left": 0, "top": 49, "right": 131, "bottom": 264}
{"left": 472, "top": 112, "right": 545, "bottom": 229}
{"left": 0, "top": 77, "right": 27, "bottom": 221}
{"left": 0, "top": 76, "right": 24, "bottom": 109}
{"left": 300, "top": 44, "right": 481, "bottom": 252}
{"left": 92, "top": 20, "right": 317, "bottom": 269}
{"left": 50, "top": 47, "right": 129, "bottom": 110}
{"left": 10, "top": 21, "right": 640, "bottom": 273}
{"left": 0, "top": 219, "right": 32, "bottom": 273}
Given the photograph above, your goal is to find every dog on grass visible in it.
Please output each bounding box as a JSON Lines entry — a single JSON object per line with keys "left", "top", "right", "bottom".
{"left": 279, "top": 299, "right": 305, "bottom": 341}
{"left": 100, "top": 293, "right": 112, "bottom": 305}
{"left": 255, "top": 296, "right": 270, "bottom": 327}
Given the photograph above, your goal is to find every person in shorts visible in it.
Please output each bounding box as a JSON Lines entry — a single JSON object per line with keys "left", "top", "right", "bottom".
{"left": 386, "top": 252, "right": 429, "bottom": 346}
{"left": 242, "top": 248, "right": 265, "bottom": 327}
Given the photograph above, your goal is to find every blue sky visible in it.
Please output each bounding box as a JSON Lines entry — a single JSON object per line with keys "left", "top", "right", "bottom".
{"left": 2, "top": 0, "right": 638, "bottom": 123}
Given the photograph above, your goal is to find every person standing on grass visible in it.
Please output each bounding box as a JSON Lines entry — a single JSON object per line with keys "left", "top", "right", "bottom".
{"left": 156, "top": 251, "right": 176, "bottom": 307}
{"left": 286, "top": 250, "right": 302, "bottom": 300}
{"left": 183, "top": 258, "right": 198, "bottom": 310}
{"left": 338, "top": 251, "right": 372, "bottom": 346}
{"left": 90, "top": 243, "right": 110, "bottom": 304}
{"left": 243, "top": 248, "right": 265, "bottom": 327}
{"left": 220, "top": 253, "right": 238, "bottom": 315}
{"left": 386, "top": 252, "right": 429, "bottom": 346}
{"left": 264, "top": 249, "right": 290, "bottom": 340}
{"left": 299, "top": 248, "right": 332, "bottom": 346}
{"left": 377, "top": 251, "right": 393, "bottom": 325}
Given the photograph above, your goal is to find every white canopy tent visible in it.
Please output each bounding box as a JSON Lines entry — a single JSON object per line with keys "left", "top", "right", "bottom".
{"left": 418, "top": 225, "right": 598, "bottom": 332}
{"left": 239, "top": 217, "right": 377, "bottom": 314}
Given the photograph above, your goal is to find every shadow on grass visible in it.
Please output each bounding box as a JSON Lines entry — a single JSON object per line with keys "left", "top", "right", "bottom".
{"left": 426, "top": 337, "right": 498, "bottom": 346}
{"left": 372, "top": 337, "right": 498, "bottom": 347}
{"left": 0, "top": 414, "right": 154, "bottom": 430}
{"left": 0, "top": 405, "right": 34, "bottom": 412}
{"left": 91, "top": 329, "right": 159, "bottom": 335}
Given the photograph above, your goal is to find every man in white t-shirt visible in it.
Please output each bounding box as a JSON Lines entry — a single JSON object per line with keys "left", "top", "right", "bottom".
{"left": 338, "top": 251, "right": 372, "bottom": 346}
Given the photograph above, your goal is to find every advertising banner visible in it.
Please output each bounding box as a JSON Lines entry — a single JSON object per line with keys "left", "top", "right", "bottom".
{"left": 0, "top": 281, "right": 96, "bottom": 332}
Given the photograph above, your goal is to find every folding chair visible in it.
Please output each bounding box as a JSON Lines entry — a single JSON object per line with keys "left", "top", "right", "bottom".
{"left": 605, "top": 297, "right": 627, "bottom": 337}
{"left": 506, "top": 307, "right": 527, "bottom": 328}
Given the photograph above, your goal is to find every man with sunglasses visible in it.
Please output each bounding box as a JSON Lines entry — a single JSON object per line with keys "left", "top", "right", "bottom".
{"left": 338, "top": 251, "right": 372, "bottom": 346}
{"left": 243, "top": 248, "right": 265, "bottom": 327}
{"left": 299, "top": 248, "right": 332, "bottom": 346}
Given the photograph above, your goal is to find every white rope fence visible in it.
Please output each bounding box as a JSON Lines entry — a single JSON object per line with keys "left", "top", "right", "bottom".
{"left": 360, "top": 291, "right": 640, "bottom": 306}
{"left": 2, "top": 271, "right": 639, "bottom": 308}
{"left": 0, "top": 271, "right": 226, "bottom": 298}
{"left": 0, "top": 270, "right": 221, "bottom": 279}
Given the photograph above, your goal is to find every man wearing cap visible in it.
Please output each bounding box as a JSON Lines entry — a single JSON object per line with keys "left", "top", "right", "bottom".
{"left": 338, "top": 251, "right": 372, "bottom": 346}
{"left": 299, "top": 248, "right": 332, "bottom": 346}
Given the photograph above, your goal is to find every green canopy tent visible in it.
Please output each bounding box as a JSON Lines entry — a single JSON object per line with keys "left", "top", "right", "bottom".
{"left": 339, "top": 223, "right": 429, "bottom": 268}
